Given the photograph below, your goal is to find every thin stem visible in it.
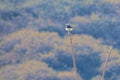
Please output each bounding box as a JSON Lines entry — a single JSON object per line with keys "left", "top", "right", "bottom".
{"left": 68, "top": 31, "right": 79, "bottom": 80}
{"left": 101, "top": 46, "right": 113, "bottom": 80}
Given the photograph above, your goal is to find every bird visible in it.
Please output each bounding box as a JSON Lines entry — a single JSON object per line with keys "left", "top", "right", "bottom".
{"left": 65, "top": 24, "right": 73, "bottom": 31}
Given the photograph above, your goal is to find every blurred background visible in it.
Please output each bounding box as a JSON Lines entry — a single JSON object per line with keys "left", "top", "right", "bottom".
{"left": 0, "top": 0, "right": 120, "bottom": 80}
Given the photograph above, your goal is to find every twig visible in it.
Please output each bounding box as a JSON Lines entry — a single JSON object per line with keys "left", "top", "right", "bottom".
{"left": 68, "top": 31, "right": 79, "bottom": 80}
{"left": 101, "top": 46, "right": 113, "bottom": 80}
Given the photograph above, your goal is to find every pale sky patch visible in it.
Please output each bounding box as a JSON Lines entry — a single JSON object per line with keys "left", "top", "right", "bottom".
{"left": 71, "top": 16, "right": 90, "bottom": 23}
{"left": 103, "top": 0, "right": 120, "bottom": 4}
